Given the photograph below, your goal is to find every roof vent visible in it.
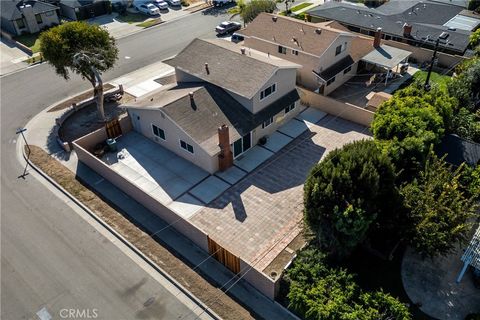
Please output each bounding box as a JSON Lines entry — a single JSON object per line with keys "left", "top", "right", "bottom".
{"left": 240, "top": 47, "right": 246, "bottom": 54}
{"left": 448, "top": 27, "right": 456, "bottom": 31}
{"left": 205, "top": 63, "right": 210, "bottom": 75}
{"left": 439, "top": 31, "right": 449, "bottom": 40}
{"left": 189, "top": 92, "right": 194, "bottom": 99}
{"left": 315, "top": 28, "right": 321, "bottom": 34}
{"left": 272, "top": 16, "right": 278, "bottom": 22}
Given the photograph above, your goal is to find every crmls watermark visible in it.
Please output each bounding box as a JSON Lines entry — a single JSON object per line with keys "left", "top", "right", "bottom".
{"left": 59, "top": 308, "right": 99, "bottom": 319}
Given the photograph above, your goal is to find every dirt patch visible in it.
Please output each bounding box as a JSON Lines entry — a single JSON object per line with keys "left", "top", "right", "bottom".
{"left": 185, "top": 2, "right": 212, "bottom": 11}
{"left": 27, "top": 145, "right": 254, "bottom": 320}
{"left": 58, "top": 93, "right": 134, "bottom": 143}
{"left": 262, "top": 230, "right": 308, "bottom": 278}
{"left": 48, "top": 83, "right": 115, "bottom": 113}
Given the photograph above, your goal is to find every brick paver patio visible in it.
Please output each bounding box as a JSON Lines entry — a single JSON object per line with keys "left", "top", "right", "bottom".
{"left": 189, "top": 115, "right": 371, "bottom": 272}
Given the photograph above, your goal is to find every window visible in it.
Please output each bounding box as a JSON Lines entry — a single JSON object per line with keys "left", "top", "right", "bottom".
{"left": 326, "top": 77, "right": 335, "bottom": 86}
{"left": 262, "top": 117, "right": 273, "bottom": 129}
{"left": 16, "top": 18, "right": 25, "bottom": 29}
{"left": 285, "top": 103, "right": 295, "bottom": 114}
{"left": 35, "top": 14, "right": 42, "bottom": 24}
{"left": 335, "top": 43, "right": 346, "bottom": 56}
{"left": 278, "top": 46, "right": 286, "bottom": 54}
{"left": 233, "top": 133, "right": 251, "bottom": 158}
{"left": 292, "top": 49, "right": 298, "bottom": 55}
{"left": 152, "top": 124, "right": 165, "bottom": 140}
{"left": 180, "top": 140, "right": 194, "bottom": 154}
{"left": 343, "top": 66, "right": 352, "bottom": 75}
{"left": 260, "top": 83, "right": 276, "bottom": 100}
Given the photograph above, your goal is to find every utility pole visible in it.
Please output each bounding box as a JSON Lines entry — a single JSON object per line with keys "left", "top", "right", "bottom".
{"left": 285, "top": 0, "right": 294, "bottom": 16}
{"left": 16, "top": 127, "right": 30, "bottom": 179}
{"left": 424, "top": 37, "right": 440, "bottom": 91}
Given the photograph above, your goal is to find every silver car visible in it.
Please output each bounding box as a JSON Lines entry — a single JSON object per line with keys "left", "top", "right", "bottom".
{"left": 151, "top": 0, "right": 169, "bottom": 10}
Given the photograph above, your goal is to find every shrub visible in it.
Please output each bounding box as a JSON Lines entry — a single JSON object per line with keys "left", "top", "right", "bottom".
{"left": 304, "top": 140, "right": 399, "bottom": 257}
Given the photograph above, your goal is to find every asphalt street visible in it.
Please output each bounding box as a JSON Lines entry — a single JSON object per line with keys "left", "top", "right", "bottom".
{"left": 1, "top": 9, "right": 234, "bottom": 320}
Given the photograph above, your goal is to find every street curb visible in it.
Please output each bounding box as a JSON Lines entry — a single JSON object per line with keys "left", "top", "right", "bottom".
{"left": 19, "top": 146, "right": 221, "bottom": 320}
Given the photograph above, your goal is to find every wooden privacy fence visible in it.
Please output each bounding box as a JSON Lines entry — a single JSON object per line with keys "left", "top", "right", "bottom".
{"left": 105, "top": 118, "right": 122, "bottom": 139}
{"left": 208, "top": 236, "right": 240, "bottom": 274}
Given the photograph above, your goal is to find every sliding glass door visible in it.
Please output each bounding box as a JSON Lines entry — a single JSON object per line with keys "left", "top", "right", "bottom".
{"left": 233, "top": 132, "right": 252, "bottom": 158}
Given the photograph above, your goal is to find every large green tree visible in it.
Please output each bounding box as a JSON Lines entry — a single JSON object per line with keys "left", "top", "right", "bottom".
{"left": 304, "top": 140, "right": 399, "bottom": 256}
{"left": 286, "top": 247, "right": 411, "bottom": 320}
{"left": 40, "top": 22, "right": 118, "bottom": 121}
{"left": 400, "top": 152, "right": 478, "bottom": 257}
{"left": 240, "top": 0, "right": 276, "bottom": 24}
{"left": 449, "top": 58, "right": 480, "bottom": 113}
{"left": 372, "top": 83, "right": 453, "bottom": 179}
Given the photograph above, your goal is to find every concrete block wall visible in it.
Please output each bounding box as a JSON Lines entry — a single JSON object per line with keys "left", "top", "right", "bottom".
{"left": 298, "top": 87, "right": 374, "bottom": 127}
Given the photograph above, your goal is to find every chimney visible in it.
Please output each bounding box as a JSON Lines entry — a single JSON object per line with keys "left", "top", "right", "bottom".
{"left": 240, "top": 47, "right": 246, "bottom": 54}
{"left": 373, "top": 27, "right": 382, "bottom": 48}
{"left": 217, "top": 125, "right": 233, "bottom": 171}
{"left": 403, "top": 23, "right": 412, "bottom": 37}
{"left": 205, "top": 63, "right": 210, "bottom": 75}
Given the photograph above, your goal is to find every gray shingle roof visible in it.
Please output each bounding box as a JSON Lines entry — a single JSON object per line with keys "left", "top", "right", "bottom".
{"left": 127, "top": 83, "right": 300, "bottom": 156}
{"left": 1, "top": 0, "right": 58, "bottom": 20}
{"left": 165, "top": 38, "right": 299, "bottom": 99}
{"left": 435, "top": 134, "right": 480, "bottom": 167}
{"left": 307, "top": 0, "right": 474, "bottom": 53}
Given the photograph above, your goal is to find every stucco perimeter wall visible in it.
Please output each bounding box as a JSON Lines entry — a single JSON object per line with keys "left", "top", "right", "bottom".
{"left": 382, "top": 39, "right": 467, "bottom": 69}
{"left": 72, "top": 123, "right": 209, "bottom": 253}
{"left": 298, "top": 87, "right": 374, "bottom": 127}
{"left": 239, "top": 260, "right": 277, "bottom": 300}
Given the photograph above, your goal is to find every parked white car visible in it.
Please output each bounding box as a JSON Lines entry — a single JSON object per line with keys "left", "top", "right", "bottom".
{"left": 150, "top": 0, "right": 169, "bottom": 10}
{"left": 166, "top": 0, "right": 181, "bottom": 6}
{"left": 136, "top": 3, "right": 160, "bottom": 15}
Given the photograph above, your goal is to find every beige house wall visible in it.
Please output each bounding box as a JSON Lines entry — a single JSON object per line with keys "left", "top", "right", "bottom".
{"left": 250, "top": 100, "right": 303, "bottom": 145}
{"left": 127, "top": 107, "right": 219, "bottom": 174}
{"left": 322, "top": 61, "right": 359, "bottom": 96}
{"left": 298, "top": 87, "right": 374, "bottom": 126}
{"left": 252, "top": 68, "right": 298, "bottom": 114}
{"left": 244, "top": 34, "right": 362, "bottom": 96}
{"left": 243, "top": 37, "right": 320, "bottom": 90}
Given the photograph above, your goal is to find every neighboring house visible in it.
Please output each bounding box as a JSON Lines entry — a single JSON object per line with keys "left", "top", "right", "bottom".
{"left": 58, "top": 0, "right": 110, "bottom": 20}
{"left": 1, "top": 0, "right": 59, "bottom": 35}
{"left": 125, "top": 38, "right": 302, "bottom": 174}
{"left": 237, "top": 13, "right": 398, "bottom": 95}
{"left": 307, "top": 0, "right": 480, "bottom": 55}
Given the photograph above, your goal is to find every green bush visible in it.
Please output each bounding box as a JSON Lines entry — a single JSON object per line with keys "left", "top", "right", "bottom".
{"left": 400, "top": 152, "right": 478, "bottom": 257}
{"left": 285, "top": 247, "right": 411, "bottom": 320}
{"left": 304, "top": 140, "right": 399, "bottom": 257}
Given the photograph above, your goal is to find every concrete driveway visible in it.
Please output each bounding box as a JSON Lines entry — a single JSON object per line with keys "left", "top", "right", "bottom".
{"left": 0, "top": 39, "right": 28, "bottom": 76}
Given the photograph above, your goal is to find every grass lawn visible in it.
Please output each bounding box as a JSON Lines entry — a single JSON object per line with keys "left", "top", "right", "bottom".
{"left": 115, "top": 12, "right": 149, "bottom": 24}
{"left": 14, "top": 33, "right": 42, "bottom": 53}
{"left": 289, "top": 2, "right": 312, "bottom": 12}
{"left": 412, "top": 70, "right": 451, "bottom": 92}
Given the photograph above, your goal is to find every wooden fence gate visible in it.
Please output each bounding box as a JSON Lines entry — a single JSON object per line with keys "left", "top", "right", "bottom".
{"left": 207, "top": 236, "right": 240, "bottom": 274}
{"left": 105, "top": 118, "right": 122, "bottom": 139}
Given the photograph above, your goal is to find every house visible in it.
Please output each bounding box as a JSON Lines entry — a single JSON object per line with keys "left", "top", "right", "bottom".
{"left": 126, "top": 38, "right": 302, "bottom": 174}
{"left": 236, "top": 13, "right": 410, "bottom": 96}
{"left": 307, "top": 0, "right": 480, "bottom": 55}
{"left": 1, "top": 0, "right": 59, "bottom": 35}
{"left": 58, "top": 0, "right": 110, "bottom": 20}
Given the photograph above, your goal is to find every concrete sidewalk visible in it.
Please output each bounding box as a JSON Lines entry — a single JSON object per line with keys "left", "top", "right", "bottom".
{"left": 23, "top": 61, "right": 298, "bottom": 320}
{"left": 0, "top": 39, "right": 29, "bottom": 76}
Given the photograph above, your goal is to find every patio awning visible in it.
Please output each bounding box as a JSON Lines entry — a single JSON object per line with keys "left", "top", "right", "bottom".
{"left": 361, "top": 45, "right": 411, "bottom": 70}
